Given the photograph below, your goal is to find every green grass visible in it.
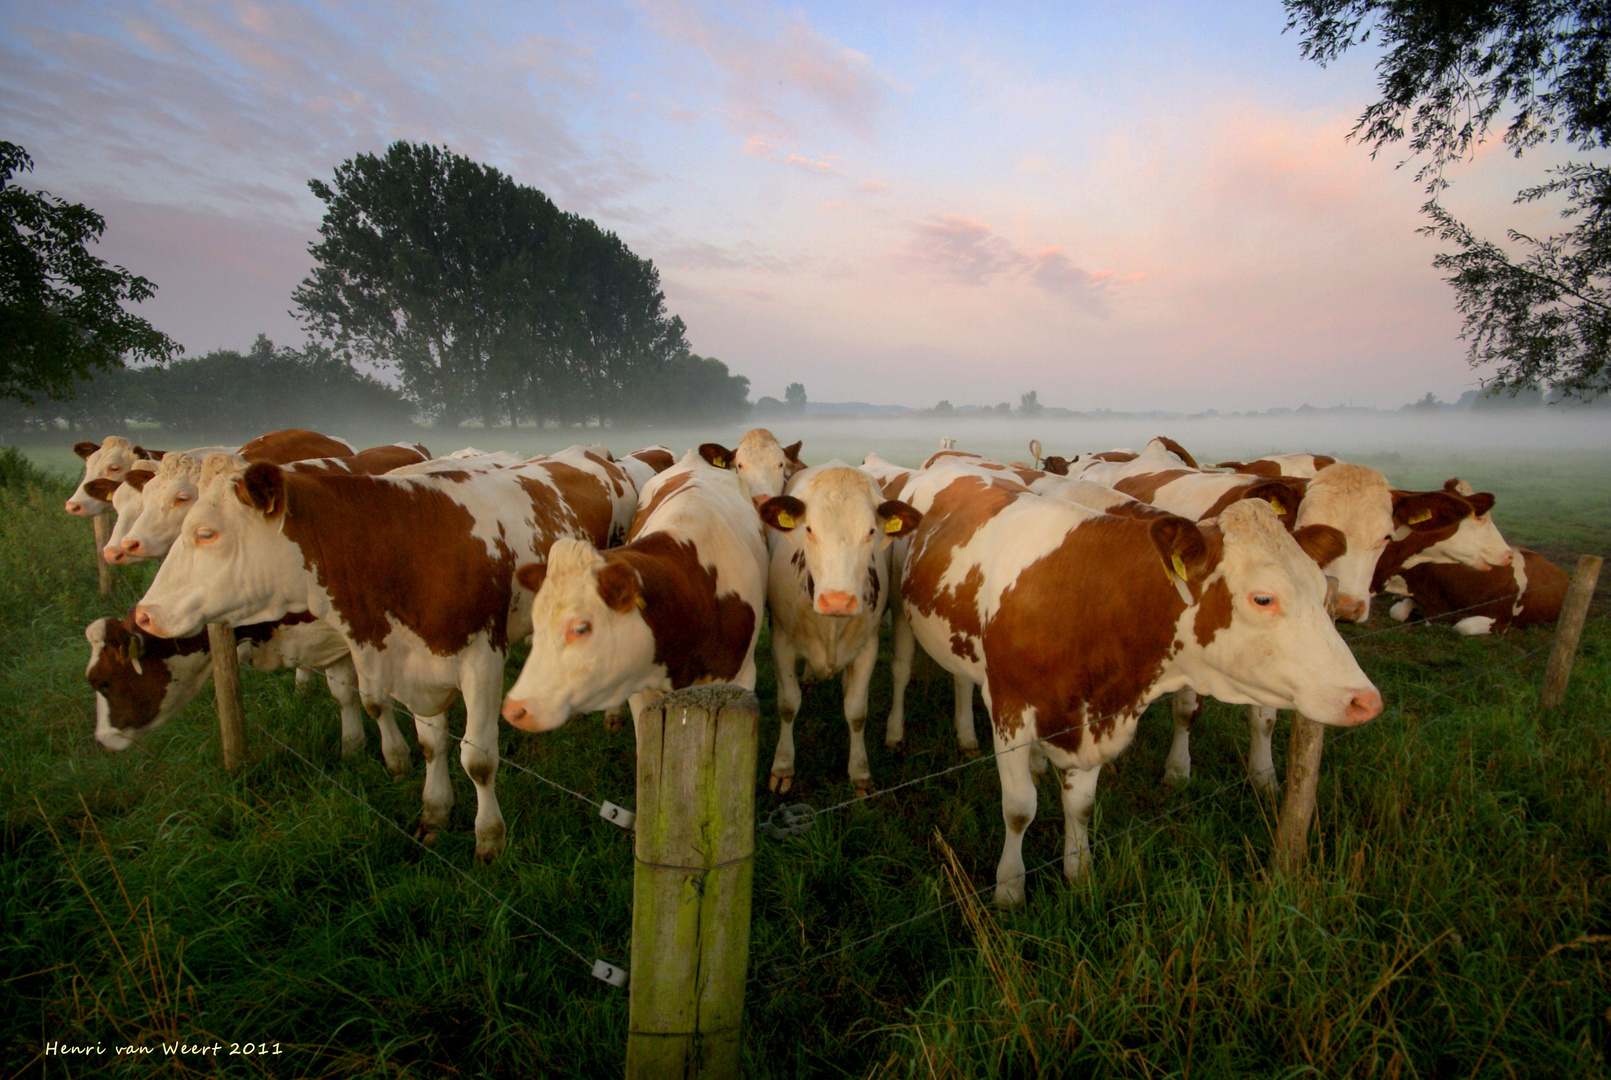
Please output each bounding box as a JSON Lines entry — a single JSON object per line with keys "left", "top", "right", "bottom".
{"left": 1, "top": 442, "right": 1608, "bottom": 1077}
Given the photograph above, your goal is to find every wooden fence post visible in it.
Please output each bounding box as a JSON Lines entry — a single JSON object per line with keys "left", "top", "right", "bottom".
{"left": 1539, "top": 554, "right": 1603, "bottom": 710}
{"left": 626, "top": 685, "right": 758, "bottom": 1080}
{"left": 91, "top": 514, "right": 114, "bottom": 598}
{"left": 207, "top": 622, "right": 247, "bottom": 772}
{"left": 1271, "top": 713, "right": 1326, "bottom": 873}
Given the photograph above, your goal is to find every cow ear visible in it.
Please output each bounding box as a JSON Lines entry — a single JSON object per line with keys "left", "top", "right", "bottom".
{"left": 132, "top": 445, "right": 154, "bottom": 460}
{"left": 1442, "top": 476, "right": 1475, "bottom": 496}
{"left": 1466, "top": 492, "right": 1496, "bottom": 517}
{"left": 515, "top": 561, "right": 548, "bottom": 594}
{"left": 83, "top": 478, "right": 121, "bottom": 501}
{"left": 1392, "top": 490, "right": 1466, "bottom": 533}
{"left": 1312, "top": 456, "right": 1337, "bottom": 471}
{"left": 1042, "top": 455, "right": 1070, "bottom": 475}
{"left": 876, "top": 500, "right": 922, "bottom": 538}
{"left": 125, "top": 469, "right": 155, "bottom": 492}
{"left": 1241, "top": 480, "right": 1299, "bottom": 523}
{"left": 74, "top": 441, "right": 99, "bottom": 460}
{"left": 783, "top": 440, "right": 803, "bottom": 464}
{"left": 699, "top": 443, "right": 736, "bottom": 470}
{"left": 1148, "top": 515, "right": 1211, "bottom": 584}
{"left": 596, "top": 561, "right": 642, "bottom": 613}
{"left": 1292, "top": 524, "right": 1348, "bottom": 568}
{"left": 759, "top": 495, "right": 806, "bottom": 531}
{"left": 237, "top": 463, "right": 287, "bottom": 519}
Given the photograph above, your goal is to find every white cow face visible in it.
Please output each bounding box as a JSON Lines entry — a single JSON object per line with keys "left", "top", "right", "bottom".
{"left": 118, "top": 453, "right": 210, "bottom": 561}
{"left": 85, "top": 617, "right": 212, "bottom": 749}
{"left": 502, "top": 540, "right": 658, "bottom": 732}
{"left": 1293, "top": 464, "right": 1398, "bottom": 623}
{"left": 100, "top": 463, "right": 161, "bottom": 563}
{"left": 699, "top": 428, "right": 803, "bottom": 499}
{"left": 67, "top": 436, "right": 154, "bottom": 516}
{"left": 759, "top": 465, "right": 920, "bottom": 617}
{"left": 1190, "top": 500, "right": 1381, "bottom": 727}
{"left": 1403, "top": 481, "right": 1511, "bottom": 571}
{"left": 133, "top": 464, "right": 309, "bottom": 639}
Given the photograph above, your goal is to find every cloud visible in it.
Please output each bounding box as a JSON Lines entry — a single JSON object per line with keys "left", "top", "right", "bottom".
{"left": 782, "top": 153, "right": 842, "bottom": 176}
{"left": 903, "top": 215, "right": 1117, "bottom": 311}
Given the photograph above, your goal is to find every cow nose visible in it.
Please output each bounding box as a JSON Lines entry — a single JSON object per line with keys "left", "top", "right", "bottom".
{"left": 501, "top": 699, "right": 531, "bottom": 726}
{"left": 816, "top": 591, "right": 859, "bottom": 616}
{"left": 102, "top": 545, "right": 125, "bottom": 565}
{"left": 1335, "top": 596, "right": 1369, "bottom": 623}
{"left": 133, "top": 607, "right": 156, "bottom": 634}
{"left": 65, "top": 500, "right": 85, "bottom": 515}
{"left": 1345, "top": 689, "right": 1382, "bottom": 725}
{"left": 121, "top": 537, "right": 143, "bottom": 556}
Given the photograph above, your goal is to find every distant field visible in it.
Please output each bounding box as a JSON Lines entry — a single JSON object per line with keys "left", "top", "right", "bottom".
{"left": 3, "top": 427, "right": 1608, "bottom": 1078}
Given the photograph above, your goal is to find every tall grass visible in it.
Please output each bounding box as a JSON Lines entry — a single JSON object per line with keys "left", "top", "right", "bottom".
{"left": 0, "top": 447, "right": 1607, "bottom": 1077}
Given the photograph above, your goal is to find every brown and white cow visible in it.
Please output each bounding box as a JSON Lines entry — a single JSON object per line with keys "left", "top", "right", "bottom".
{"left": 501, "top": 452, "right": 769, "bottom": 732}
{"left": 757, "top": 462, "right": 922, "bottom": 795}
{"left": 1384, "top": 547, "right": 1569, "bottom": 635}
{"left": 898, "top": 465, "right": 1379, "bottom": 907}
{"left": 1217, "top": 453, "right": 1339, "bottom": 479}
{"left": 132, "top": 451, "right": 623, "bottom": 861}
{"left": 85, "top": 611, "right": 411, "bottom": 772}
{"left": 699, "top": 428, "right": 805, "bottom": 499}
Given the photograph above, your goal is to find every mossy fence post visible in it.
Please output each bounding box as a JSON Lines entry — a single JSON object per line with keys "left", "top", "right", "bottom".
{"left": 1539, "top": 554, "right": 1603, "bottom": 710}
{"left": 1271, "top": 714, "right": 1325, "bottom": 873}
{"left": 626, "top": 684, "right": 757, "bottom": 1080}
{"left": 207, "top": 622, "right": 246, "bottom": 772}
{"left": 91, "top": 513, "right": 113, "bottom": 597}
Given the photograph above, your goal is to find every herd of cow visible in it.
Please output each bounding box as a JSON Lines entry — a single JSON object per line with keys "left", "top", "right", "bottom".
{"left": 63, "top": 426, "right": 1568, "bottom": 908}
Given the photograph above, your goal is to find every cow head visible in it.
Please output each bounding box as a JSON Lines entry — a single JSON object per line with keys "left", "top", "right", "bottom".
{"left": 133, "top": 461, "right": 310, "bottom": 638}
{"left": 66, "top": 436, "right": 152, "bottom": 516}
{"left": 759, "top": 465, "right": 921, "bottom": 617}
{"left": 501, "top": 539, "right": 658, "bottom": 731}
{"left": 85, "top": 616, "right": 212, "bottom": 749}
{"left": 1290, "top": 463, "right": 1401, "bottom": 623}
{"left": 117, "top": 452, "right": 225, "bottom": 562}
{"left": 1191, "top": 500, "right": 1381, "bottom": 727}
{"left": 1373, "top": 480, "right": 1512, "bottom": 590}
{"left": 699, "top": 428, "right": 804, "bottom": 499}
{"left": 100, "top": 463, "right": 162, "bottom": 563}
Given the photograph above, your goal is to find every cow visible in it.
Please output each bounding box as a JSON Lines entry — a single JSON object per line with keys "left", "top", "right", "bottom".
{"left": 500, "top": 452, "right": 769, "bottom": 733}
{"left": 131, "top": 449, "right": 625, "bottom": 861}
{"left": 1383, "top": 547, "right": 1570, "bottom": 635}
{"left": 698, "top": 428, "right": 805, "bottom": 498}
{"left": 112, "top": 443, "right": 433, "bottom": 564}
{"left": 95, "top": 460, "right": 162, "bottom": 562}
{"left": 756, "top": 462, "right": 922, "bottom": 795}
{"left": 85, "top": 611, "right": 411, "bottom": 773}
{"left": 897, "top": 464, "right": 1379, "bottom": 907}
{"left": 1217, "top": 453, "right": 1339, "bottom": 479}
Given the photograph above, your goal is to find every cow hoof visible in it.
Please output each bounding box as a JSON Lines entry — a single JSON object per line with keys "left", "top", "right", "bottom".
{"left": 418, "top": 828, "right": 440, "bottom": 847}
{"left": 340, "top": 739, "right": 365, "bottom": 759}
{"left": 603, "top": 712, "right": 625, "bottom": 733}
{"left": 1250, "top": 776, "right": 1282, "bottom": 798}
{"left": 853, "top": 780, "right": 876, "bottom": 798}
{"left": 1162, "top": 767, "right": 1191, "bottom": 787}
{"left": 959, "top": 744, "right": 981, "bottom": 759}
{"left": 769, "top": 771, "right": 793, "bottom": 794}
{"left": 386, "top": 759, "right": 412, "bottom": 779}
{"left": 993, "top": 882, "right": 1026, "bottom": 910}
{"left": 474, "top": 846, "right": 501, "bottom": 865}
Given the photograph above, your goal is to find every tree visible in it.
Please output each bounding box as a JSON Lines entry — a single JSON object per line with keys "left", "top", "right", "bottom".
{"left": 628, "top": 354, "right": 750, "bottom": 426}
{"left": 1286, "top": 1, "right": 1611, "bottom": 398}
{"left": 1018, "top": 390, "right": 1043, "bottom": 416}
{"left": 784, "top": 382, "right": 807, "bottom": 414}
{"left": 0, "top": 141, "right": 180, "bottom": 404}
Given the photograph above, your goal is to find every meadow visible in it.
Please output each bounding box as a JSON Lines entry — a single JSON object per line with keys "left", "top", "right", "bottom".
{"left": 1, "top": 420, "right": 1608, "bottom": 1079}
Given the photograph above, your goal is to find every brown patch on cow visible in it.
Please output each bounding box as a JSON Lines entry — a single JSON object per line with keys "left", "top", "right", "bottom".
{"left": 239, "top": 429, "right": 353, "bottom": 464}
{"left": 516, "top": 562, "right": 548, "bottom": 594}
{"left": 880, "top": 471, "right": 910, "bottom": 501}
{"left": 466, "top": 759, "right": 495, "bottom": 786}
{"left": 125, "top": 469, "right": 157, "bottom": 492}
{"left": 1390, "top": 489, "right": 1473, "bottom": 533}
{"left": 1200, "top": 477, "right": 1309, "bottom": 522}
{"left": 1153, "top": 436, "right": 1199, "bottom": 469}
{"left": 83, "top": 478, "right": 121, "bottom": 501}
{"left": 1312, "top": 455, "right": 1337, "bottom": 471}
{"left": 631, "top": 448, "right": 675, "bottom": 475}
{"left": 1371, "top": 490, "right": 1481, "bottom": 590}
{"left": 74, "top": 441, "right": 99, "bottom": 460}
{"left": 600, "top": 533, "right": 757, "bottom": 687}
{"left": 1010, "top": 467, "right": 1046, "bottom": 485}
{"left": 1114, "top": 470, "right": 1195, "bottom": 503}
{"left": 1292, "top": 524, "right": 1348, "bottom": 568}
{"left": 518, "top": 462, "right": 614, "bottom": 549}
{"left": 902, "top": 478, "right": 1024, "bottom": 666}
{"left": 238, "top": 464, "right": 288, "bottom": 519}
{"left": 1193, "top": 579, "right": 1234, "bottom": 646}
{"left": 272, "top": 472, "right": 526, "bottom": 655}
{"left": 1218, "top": 460, "right": 1275, "bottom": 477}
{"left": 979, "top": 513, "right": 1220, "bottom": 751}
{"left": 290, "top": 444, "right": 431, "bottom": 476}
{"left": 88, "top": 616, "right": 205, "bottom": 729}
{"left": 629, "top": 471, "right": 693, "bottom": 539}
{"left": 1091, "top": 451, "right": 1138, "bottom": 463}
{"left": 1399, "top": 548, "right": 1567, "bottom": 629}
{"left": 920, "top": 449, "right": 981, "bottom": 470}
{"left": 866, "top": 564, "right": 881, "bottom": 609}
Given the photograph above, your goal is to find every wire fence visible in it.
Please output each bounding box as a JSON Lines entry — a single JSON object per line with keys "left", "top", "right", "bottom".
{"left": 213, "top": 565, "right": 1606, "bottom": 993}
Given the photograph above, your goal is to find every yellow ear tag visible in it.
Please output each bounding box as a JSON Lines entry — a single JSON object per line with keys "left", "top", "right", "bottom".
{"left": 1171, "top": 553, "right": 1188, "bottom": 580}
{"left": 884, "top": 517, "right": 903, "bottom": 535}
{"left": 634, "top": 595, "right": 647, "bottom": 610}
{"left": 1268, "top": 499, "right": 1285, "bottom": 516}
{"left": 1408, "top": 510, "right": 1432, "bottom": 524}
{"left": 776, "top": 510, "right": 795, "bottom": 529}
{"left": 713, "top": 456, "right": 727, "bottom": 468}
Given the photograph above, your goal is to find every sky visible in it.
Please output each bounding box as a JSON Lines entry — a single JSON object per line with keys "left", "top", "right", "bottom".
{"left": 0, "top": 0, "right": 1575, "bottom": 412}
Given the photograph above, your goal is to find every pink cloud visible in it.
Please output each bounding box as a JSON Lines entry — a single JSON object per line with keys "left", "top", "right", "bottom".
{"left": 903, "top": 215, "right": 1119, "bottom": 311}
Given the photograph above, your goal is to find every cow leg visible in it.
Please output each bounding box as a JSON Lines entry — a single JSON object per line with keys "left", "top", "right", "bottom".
{"left": 1247, "top": 706, "right": 1281, "bottom": 794}
{"left": 992, "top": 721, "right": 1038, "bottom": 910}
{"left": 1389, "top": 597, "right": 1416, "bottom": 622}
{"left": 885, "top": 609, "right": 915, "bottom": 750}
{"left": 295, "top": 666, "right": 314, "bottom": 694}
{"left": 769, "top": 632, "right": 802, "bottom": 794}
{"left": 1454, "top": 615, "right": 1496, "bottom": 636}
{"left": 1164, "top": 689, "right": 1202, "bottom": 786}
{"left": 321, "top": 661, "right": 366, "bottom": 759}
{"left": 602, "top": 701, "right": 629, "bottom": 732}
{"left": 460, "top": 665, "right": 507, "bottom": 863}
{"left": 413, "top": 712, "right": 454, "bottom": 840}
{"left": 953, "top": 674, "right": 980, "bottom": 756}
{"left": 841, "top": 633, "right": 880, "bottom": 796}
{"left": 1057, "top": 763, "right": 1103, "bottom": 881}
{"left": 371, "top": 699, "right": 411, "bottom": 777}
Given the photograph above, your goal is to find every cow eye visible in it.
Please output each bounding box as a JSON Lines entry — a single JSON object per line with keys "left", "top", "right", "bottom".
{"left": 176, "top": 494, "right": 190, "bottom": 503}
{"left": 195, "top": 528, "right": 218, "bottom": 544}
{"left": 565, "top": 619, "right": 592, "bottom": 644}
{"left": 1251, "top": 593, "right": 1276, "bottom": 608}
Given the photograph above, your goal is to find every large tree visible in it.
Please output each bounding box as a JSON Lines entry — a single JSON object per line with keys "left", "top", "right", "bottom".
{"left": 1286, "top": 1, "right": 1611, "bottom": 398}
{"left": 294, "top": 141, "right": 690, "bottom": 428}
{"left": 0, "top": 141, "right": 180, "bottom": 404}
